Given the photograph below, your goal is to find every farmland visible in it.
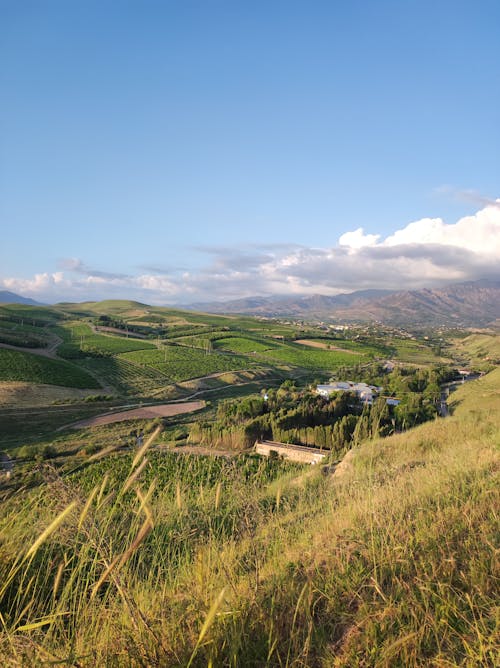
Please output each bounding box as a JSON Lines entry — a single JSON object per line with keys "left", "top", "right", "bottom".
{"left": 120, "top": 345, "right": 249, "bottom": 382}
{"left": 55, "top": 322, "right": 155, "bottom": 358}
{"left": 0, "top": 299, "right": 481, "bottom": 403}
{"left": 257, "top": 340, "right": 371, "bottom": 370}
{"left": 0, "top": 349, "right": 99, "bottom": 389}
{"left": 76, "top": 356, "right": 170, "bottom": 396}
{"left": 0, "top": 299, "right": 498, "bottom": 666}
{"left": 212, "top": 335, "right": 281, "bottom": 354}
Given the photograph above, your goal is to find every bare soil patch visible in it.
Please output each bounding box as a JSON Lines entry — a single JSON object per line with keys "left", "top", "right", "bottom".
{"left": 295, "top": 339, "right": 358, "bottom": 354}
{"left": 70, "top": 400, "right": 205, "bottom": 429}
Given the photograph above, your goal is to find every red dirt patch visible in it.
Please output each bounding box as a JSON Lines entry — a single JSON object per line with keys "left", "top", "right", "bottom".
{"left": 70, "top": 401, "right": 205, "bottom": 429}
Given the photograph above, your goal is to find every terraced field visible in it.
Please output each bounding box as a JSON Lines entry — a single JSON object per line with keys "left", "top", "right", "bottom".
{"left": 0, "top": 348, "right": 100, "bottom": 388}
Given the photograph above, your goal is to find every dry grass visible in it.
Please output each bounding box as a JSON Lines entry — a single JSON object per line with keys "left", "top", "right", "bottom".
{"left": 0, "top": 382, "right": 98, "bottom": 408}
{"left": 0, "top": 371, "right": 498, "bottom": 666}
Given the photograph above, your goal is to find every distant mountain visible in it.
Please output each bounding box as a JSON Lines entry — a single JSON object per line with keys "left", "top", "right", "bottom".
{"left": 187, "top": 280, "right": 500, "bottom": 327}
{"left": 187, "top": 289, "right": 395, "bottom": 317}
{"left": 0, "top": 291, "right": 43, "bottom": 306}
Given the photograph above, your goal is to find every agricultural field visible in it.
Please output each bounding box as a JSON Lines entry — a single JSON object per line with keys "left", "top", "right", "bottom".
{"left": 294, "top": 337, "right": 384, "bottom": 356}
{"left": 212, "top": 335, "right": 281, "bottom": 354}
{"left": 0, "top": 349, "right": 100, "bottom": 389}
{"left": 256, "top": 340, "right": 371, "bottom": 370}
{"left": 54, "top": 322, "right": 155, "bottom": 358}
{"left": 71, "top": 449, "right": 301, "bottom": 497}
{"left": 76, "top": 357, "right": 170, "bottom": 396}
{"left": 0, "top": 324, "right": 49, "bottom": 348}
{"left": 0, "top": 304, "right": 63, "bottom": 324}
{"left": 386, "top": 336, "right": 449, "bottom": 365}
{"left": 120, "top": 345, "right": 249, "bottom": 382}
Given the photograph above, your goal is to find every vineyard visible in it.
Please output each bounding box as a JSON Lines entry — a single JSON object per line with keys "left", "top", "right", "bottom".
{"left": 54, "top": 322, "right": 155, "bottom": 358}
{"left": 77, "top": 357, "right": 170, "bottom": 395}
{"left": 0, "top": 348, "right": 100, "bottom": 388}
{"left": 71, "top": 449, "right": 301, "bottom": 498}
{"left": 254, "top": 341, "right": 370, "bottom": 370}
{"left": 212, "top": 335, "right": 280, "bottom": 354}
{"left": 120, "top": 345, "right": 249, "bottom": 382}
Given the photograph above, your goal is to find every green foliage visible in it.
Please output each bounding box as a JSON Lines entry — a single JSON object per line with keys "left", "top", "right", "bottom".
{"left": 258, "top": 340, "right": 369, "bottom": 370}
{"left": 54, "top": 322, "right": 155, "bottom": 358}
{"left": 120, "top": 345, "right": 248, "bottom": 382}
{"left": 77, "top": 356, "right": 169, "bottom": 395}
{"left": 0, "top": 348, "right": 100, "bottom": 388}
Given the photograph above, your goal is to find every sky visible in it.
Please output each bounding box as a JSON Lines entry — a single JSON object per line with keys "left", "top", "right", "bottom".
{"left": 1, "top": 0, "right": 499, "bottom": 305}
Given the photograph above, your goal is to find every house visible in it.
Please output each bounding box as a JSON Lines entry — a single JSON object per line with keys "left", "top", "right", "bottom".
{"left": 316, "top": 381, "right": 382, "bottom": 404}
{"left": 316, "top": 382, "right": 398, "bottom": 406}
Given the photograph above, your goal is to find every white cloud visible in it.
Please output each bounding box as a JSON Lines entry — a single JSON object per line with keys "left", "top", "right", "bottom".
{"left": 2, "top": 199, "right": 499, "bottom": 304}
{"left": 2, "top": 272, "right": 68, "bottom": 294}
{"left": 339, "top": 228, "right": 380, "bottom": 249}
{"left": 383, "top": 201, "right": 500, "bottom": 256}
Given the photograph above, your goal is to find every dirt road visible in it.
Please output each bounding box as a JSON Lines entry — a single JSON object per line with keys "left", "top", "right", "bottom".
{"left": 0, "top": 333, "right": 63, "bottom": 359}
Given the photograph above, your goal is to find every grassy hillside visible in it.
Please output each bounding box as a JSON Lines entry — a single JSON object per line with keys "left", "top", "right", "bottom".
{"left": 452, "top": 332, "right": 500, "bottom": 368}
{"left": 0, "top": 367, "right": 497, "bottom": 665}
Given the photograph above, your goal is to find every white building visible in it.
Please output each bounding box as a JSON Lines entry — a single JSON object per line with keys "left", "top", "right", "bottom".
{"left": 316, "top": 381, "right": 397, "bottom": 406}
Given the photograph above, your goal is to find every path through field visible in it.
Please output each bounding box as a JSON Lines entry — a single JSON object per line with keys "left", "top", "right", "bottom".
{"left": 69, "top": 400, "right": 205, "bottom": 429}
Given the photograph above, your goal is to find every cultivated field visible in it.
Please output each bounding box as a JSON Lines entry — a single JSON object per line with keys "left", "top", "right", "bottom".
{"left": 0, "top": 348, "right": 99, "bottom": 389}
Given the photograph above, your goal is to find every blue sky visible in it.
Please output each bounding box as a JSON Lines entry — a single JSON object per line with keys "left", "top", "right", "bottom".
{"left": 1, "top": 0, "right": 499, "bottom": 304}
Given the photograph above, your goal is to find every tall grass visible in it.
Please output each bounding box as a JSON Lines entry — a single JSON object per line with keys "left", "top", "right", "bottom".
{"left": 0, "top": 372, "right": 498, "bottom": 665}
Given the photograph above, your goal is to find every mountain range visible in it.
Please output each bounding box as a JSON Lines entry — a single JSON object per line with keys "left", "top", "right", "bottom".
{"left": 0, "top": 290, "right": 43, "bottom": 306}
{"left": 187, "top": 280, "right": 500, "bottom": 327}
{"left": 2, "top": 279, "right": 499, "bottom": 327}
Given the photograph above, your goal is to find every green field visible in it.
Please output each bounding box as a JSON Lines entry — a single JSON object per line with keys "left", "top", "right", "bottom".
{"left": 256, "top": 340, "right": 369, "bottom": 370}
{"left": 77, "top": 356, "right": 170, "bottom": 395}
{"left": 0, "top": 349, "right": 100, "bottom": 388}
{"left": 0, "top": 304, "right": 63, "bottom": 324}
{"left": 388, "top": 337, "right": 446, "bottom": 364}
{"left": 212, "top": 335, "right": 280, "bottom": 354}
{"left": 120, "top": 345, "right": 249, "bottom": 381}
{"left": 295, "top": 337, "right": 385, "bottom": 355}
{"left": 55, "top": 322, "right": 155, "bottom": 358}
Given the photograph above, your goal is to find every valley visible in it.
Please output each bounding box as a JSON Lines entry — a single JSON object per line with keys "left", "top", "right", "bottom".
{"left": 0, "top": 299, "right": 498, "bottom": 666}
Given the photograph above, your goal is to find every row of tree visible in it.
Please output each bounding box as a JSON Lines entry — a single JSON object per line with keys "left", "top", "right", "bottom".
{"left": 189, "top": 365, "right": 450, "bottom": 453}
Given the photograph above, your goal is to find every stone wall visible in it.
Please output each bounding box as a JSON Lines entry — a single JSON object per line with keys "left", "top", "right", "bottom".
{"left": 254, "top": 440, "right": 327, "bottom": 465}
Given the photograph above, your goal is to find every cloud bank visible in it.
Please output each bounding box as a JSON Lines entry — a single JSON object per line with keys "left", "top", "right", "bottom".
{"left": 2, "top": 200, "right": 500, "bottom": 305}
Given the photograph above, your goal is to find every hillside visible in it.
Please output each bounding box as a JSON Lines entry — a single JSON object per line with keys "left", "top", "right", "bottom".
{"left": 191, "top": 279, "right": 500, "bottom": 327}
{"left": 0, "top": 364, "right": 497, "bottom": 665}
